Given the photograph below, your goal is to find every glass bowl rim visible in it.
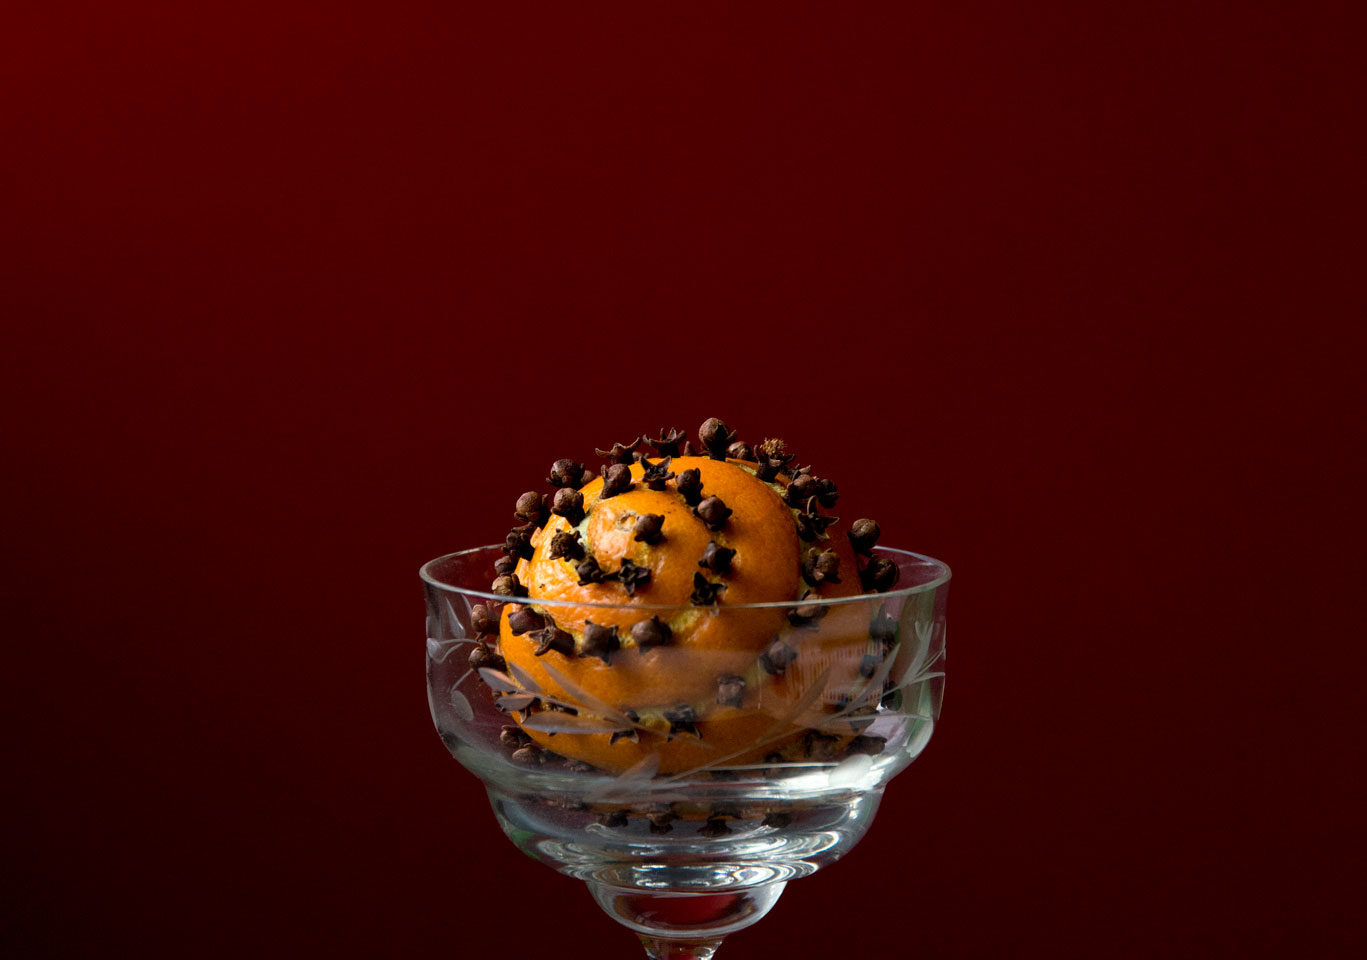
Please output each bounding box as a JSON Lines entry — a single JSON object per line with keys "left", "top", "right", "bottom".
{"left": 420, "top": 544, "right": 950, "bottom": 612}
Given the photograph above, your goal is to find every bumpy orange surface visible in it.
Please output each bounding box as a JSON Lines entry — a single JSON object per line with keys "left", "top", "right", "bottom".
{"left": 499, "top": 456, "right": 877, "bottom": 774}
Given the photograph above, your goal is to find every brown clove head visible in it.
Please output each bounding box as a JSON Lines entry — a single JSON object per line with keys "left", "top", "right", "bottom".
{"left": 575, "top": 556, "right": 607, "bottom": 585}
{"left": 648, "top": 811, "right": 676, "bottom": 833}
{"left": 698, "top": 418, "right": 738, "bottom": 459}
{"left": 638, "top": 455, "right": 675, "bottom": 490}
{"left": 500, "top": 725, "right": 532, "bottom": 749}
{"left": 493, "top": 554, "right": 518, "bottom": 576}
{"left": 598, "top": 809, "right": 629, "bottom": 828}
{"left": 859, "top": 653, "right": 882, "bottom": 678}
{"left": 756, "top": 438, "right": 789, "bottom": 459}
{"left": 848, "top": 735, "right": 888, "bottom": 757}
{"left": 759, "top": 638, "right": 797, "bottom": 675}
{"left": 694, "top": 495, "right": 732, "bottom": 531}
{"left": 647, "top": 428, "right": 687, "bottom": 458}
{"left": 595, "top": 437, "right": 644, "bottom": 464}
{"left": 616, "top": 559, "right": 652, "bottom": 596}
{"left": 631, "top": 616, "right": 672, "bottom": 650}
{"left": 783, "top": 473, "right": 817, "bottom": 507}
{"left": 504, "top": 523, "right": 535, "bottom": 559}
{"left": 674, "top": 467, "right": 704, "bottom": 506}
{"left": 861, "top": 555, "right": 900, "bottom": 592}
{"left": 715, "top": 675, "right": 746, "bottom": 708}
{"left": 468, "top": 645, "right": 505, "bottom": 672}
{"left": 491, "top": 574, "right": 526, "bottom": 597}
{"left": 796, "top": 497, "right": 838, "bottom": 541}
{"left": 547, "top": 458, "right": 586, "bottom": 488}
{"left": 507, "top": 606, "right": 546, "bottom": 636}
{"left": 600, "top": 462, "right": 633, "bottom": 499}
{"left": 814, "top": 548, "right": 841, "bottom": 582}
{"left": 801, "top": 547, "right": 841, "bottom": 585}
{"left": 788, "top": 593, "right": 828, "bottom": 628}
{"left": 547, "top": 529, "right": 586, "bottom": 562}
{"left": 803, "top": 731, "right": 842, "bottom": 761}
{"left": 727, "top": 441, "right": 754, "bottom": 461}
{"left": 754, "top": 438, "right": 794, "bottom": 481}
{"left": 514, "top": 491, "right": 549, "bottom": 526}
{"left": 814, "top": 477, "right": 839, "bottom": 508}
{"left": 580, "top": 620, "right": 621, "bottom": 664}
{"left": 510, "top": 745, "right": 543, "bottom": 766}
{"left": 551, "top": 487, "right": 585, "bottom": 525}
{"left": 632, "top": 513, "right": 665, "bottom": 544}
{"left": 848, "top": 518, "right": 880, "bottom": 554}
{"left": 470, "top": 603, "right": 497, "bottom": 636}
{"left": 698, "top": 541, "right": 736, "bottom": 574}
{"left": 530, "top": 624, "right": 575, "bottom": 657}
{"left": 663, "top": 703, "right": 699, "bottom": 738}
{"left": 870, "top": 608, "right": 898, "bottom": 647}
{"left": 690, "top": 572, "right": 727, "bottom": 605}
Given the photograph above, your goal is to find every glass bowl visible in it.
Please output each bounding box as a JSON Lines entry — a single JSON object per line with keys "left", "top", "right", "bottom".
{"left": 423, "top": 544, "right": 949, "bottom": 959}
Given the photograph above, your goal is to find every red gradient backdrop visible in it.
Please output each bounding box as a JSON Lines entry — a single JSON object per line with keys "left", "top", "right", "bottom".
{"left": 2, "top": 3, "right": 1361, "bottom": 957}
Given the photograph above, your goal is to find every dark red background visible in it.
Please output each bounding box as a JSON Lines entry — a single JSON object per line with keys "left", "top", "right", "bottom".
{"left": 3, "top": 2, "right": 1361, "bottom": 957}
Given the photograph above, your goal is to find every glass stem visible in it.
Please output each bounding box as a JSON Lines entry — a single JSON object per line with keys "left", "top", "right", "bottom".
{"left": 638, "top": 935, "right": 724, "bottom": 960}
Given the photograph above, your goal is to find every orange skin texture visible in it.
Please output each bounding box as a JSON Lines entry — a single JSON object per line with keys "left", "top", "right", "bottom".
{"left": 500, "top": 457, "right": 879, "bottom": 773}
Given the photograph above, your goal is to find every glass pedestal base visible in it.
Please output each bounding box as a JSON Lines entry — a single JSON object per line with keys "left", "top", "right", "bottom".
{"left": 489, "top": 785, "right": 878, "bottom": 957}
{"left": 590, "top": 882, "right": 786, "bottom": 958}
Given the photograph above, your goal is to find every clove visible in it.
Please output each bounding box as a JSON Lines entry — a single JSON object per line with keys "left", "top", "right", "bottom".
{"left": 632, "top": 513, "right": 665, "bottom": 544}
{"left": 759, "top": 638, "right": 797, "bottom": 675}
{"left": 616, "top": 558, "right": 651, "bottom": 596}
{"left": 631, "top": 615, "right": 672, "bottom": 650}
{"left": 698, "top": 417, "right": 738, "bottom": 459}
{"left": 575, "top": 556, "right": 607, "bottom": 585}
{"left": 547, "top": 529, "right": 585, "bottom": 562}
{"left": 694, "top": 495, "right": 732, "bottom": 531}
{"left": 530, "top": 624, "right": 575, "bottom": 657}
{"left": 600, "top": 463, "right": 633, "bottom": 498}
{"left": 715, "top": 675, "right": 746, "bottom": 708}
{"left": 698, "top": 541, "right": 736, "bottom": 574}
{"left": 638, "top": 455, "right": 675, "bottom": 490}
{"left": 547, "top": 458, "right": 586, "bottom": 488}
{"left": 507, "top": 606, "right": 545, "bottom": 635}
{"left": 580, "top": 620, "right": 621, "bottom": 664}
{"left": 595, "top": 436, "right": 643, "bottom": 464}
{"left": 551, "top": 487, "right": 585, "bottom": 525}
{"left": 690, "top": 572, "right": 727, "bottom": 605}
{"left": 647, "top": 428, "right": 687, "bottom": 458}
{"left": 848, "top": 518, "right": 880, "bottom": 555}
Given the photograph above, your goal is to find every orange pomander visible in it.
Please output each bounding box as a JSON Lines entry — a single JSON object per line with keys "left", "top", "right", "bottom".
{"left": 472, "top": 420, "right": 904, "bottom": 774}
{"left": 494, "top": 436, "right": 885, "bottom": 774}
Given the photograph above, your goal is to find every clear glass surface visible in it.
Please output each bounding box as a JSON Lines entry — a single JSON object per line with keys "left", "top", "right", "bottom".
{"left": 423, "top": 544, "right": 949, "bottom": 957}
